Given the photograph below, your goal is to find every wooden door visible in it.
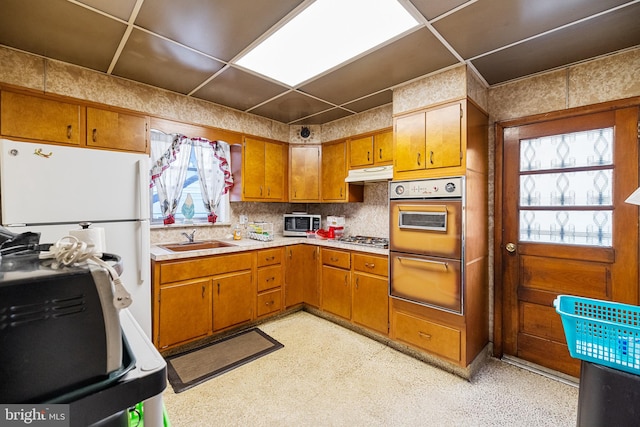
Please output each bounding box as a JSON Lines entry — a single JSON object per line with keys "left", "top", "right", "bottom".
{"left": 321, "top": 265, "right": 351, "bottom": 320}
{"left": 86, "top": 107, "right": 148, "bottom": 153}
{"left": 213, "top": 270, "right": 253, "bottom": 331}
{"left": 285, "top": 245, "right": 318, "bottom": 307}
{"left": 373, "top": 130, "right": 393, "bottom": 164}
{"left": 264, "top": 141, "right": 285, "bottom": 200}
{"left": 350, "top": 136, "right": 373, "bottom": 167}
{"left": 158, "top": 278, "right": 212, "bottom": 349}
{"left": 322, "top": 140, "right": 347, "bottom": 201}
{"left": 425, "top": 103, "right": 461, "bottom": 169}
{"left": 243, "top": 138, "right": 265, "bottom": 199}
{"left": 290, "top": 145, "right": 320, "bottom": 201}
{"left": 499, "top": 108, "right": 639, "bottom": 377}
{"left": 1, "top": 91, "right": 82, "bottom": 145}
{"left": 394, "top": 113, "right": 425, "bottom": 173}
{"left": 352, "top": 273, "right": 388, "bottom": 334}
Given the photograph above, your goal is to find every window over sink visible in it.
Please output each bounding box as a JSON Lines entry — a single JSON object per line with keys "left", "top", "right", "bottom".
{"left": 149, "top": 129, "right": 232, "bottom": 225}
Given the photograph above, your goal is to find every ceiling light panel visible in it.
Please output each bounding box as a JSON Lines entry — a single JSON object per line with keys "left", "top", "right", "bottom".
{"left": 235, "top": 0, "right": 419, "bottom": 86}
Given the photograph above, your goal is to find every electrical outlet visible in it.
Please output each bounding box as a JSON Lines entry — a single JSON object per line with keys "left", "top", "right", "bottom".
{"left": 239, "top": 215, "right": 248, "bottom": 224}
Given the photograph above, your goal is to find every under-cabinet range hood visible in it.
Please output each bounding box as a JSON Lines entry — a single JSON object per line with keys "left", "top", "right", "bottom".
{"left": 345, "top": 165, "right": 393, "bottom": 183}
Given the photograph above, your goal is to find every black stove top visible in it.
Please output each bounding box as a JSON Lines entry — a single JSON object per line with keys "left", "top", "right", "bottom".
{"left": 338, "top": 235, "right": 389, "bottom": 249}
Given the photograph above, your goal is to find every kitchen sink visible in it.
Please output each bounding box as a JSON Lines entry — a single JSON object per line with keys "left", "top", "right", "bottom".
{"left": 160, "top": 240, "right": 234, "bottom": 252}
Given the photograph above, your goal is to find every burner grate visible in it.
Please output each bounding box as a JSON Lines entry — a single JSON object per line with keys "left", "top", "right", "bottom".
{"left": 338, "top": 235, "right": 389, "bottom": 248}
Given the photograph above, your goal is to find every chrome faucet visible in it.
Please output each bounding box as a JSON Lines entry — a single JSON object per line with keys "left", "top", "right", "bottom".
{"left": 181, "top": 229, "right": 196, "bottom": 243}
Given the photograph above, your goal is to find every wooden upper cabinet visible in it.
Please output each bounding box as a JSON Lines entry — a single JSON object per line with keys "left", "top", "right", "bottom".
{"left": 87, "top": 107, "right": 148, "bottom": 153}
{"left": 1, "top": 91, "right": 82, "bottom": 145}
{"left": 394, "top": 101, "right": 464, "bottom": 178}
{"left": 322, "top": 140, "right": 346, "bottom": 201}
{"left": 242, "top": 137, "right": 286, "bottom": 201}
{"left": 289, "top": 144, "right": 320, "bottom": 202}
{"left": 349, "top": 129, "right": 393, "bottom": 168}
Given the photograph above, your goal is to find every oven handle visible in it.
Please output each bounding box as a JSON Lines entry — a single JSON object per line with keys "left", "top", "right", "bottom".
{"left": 397, "top": 256, "right": 448, "bottom": 270}
{"left": 397, "top": 204, "right": 448, "bottom": 212}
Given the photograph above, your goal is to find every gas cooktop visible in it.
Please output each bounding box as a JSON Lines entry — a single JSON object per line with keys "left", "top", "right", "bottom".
{"left": 338, "top": 235, "right": 389, "bottom": 249}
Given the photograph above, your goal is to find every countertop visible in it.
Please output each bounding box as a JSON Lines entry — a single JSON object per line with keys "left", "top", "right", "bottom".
{"left": 151, "top": 235, "right": 389, "bottom": 261}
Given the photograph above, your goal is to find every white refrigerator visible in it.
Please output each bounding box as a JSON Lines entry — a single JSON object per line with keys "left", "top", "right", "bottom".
{"left": 0, "top": 139, "right": 152, "bottom": 337}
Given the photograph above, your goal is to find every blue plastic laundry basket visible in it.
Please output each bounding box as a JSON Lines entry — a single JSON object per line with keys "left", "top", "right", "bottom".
{"left": 554, "top": 295, "right": 640, "bottom": 376}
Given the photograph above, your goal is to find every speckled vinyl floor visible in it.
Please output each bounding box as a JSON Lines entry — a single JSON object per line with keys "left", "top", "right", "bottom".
{"left": 162, "top": 311, "right": 578, "bottom": 427}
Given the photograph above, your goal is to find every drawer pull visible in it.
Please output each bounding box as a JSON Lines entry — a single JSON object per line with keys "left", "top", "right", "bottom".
{"left": 266, "top": 276, "right": 275, "bottom": 282}
{"left": 365, "top": 262, "right": 375, "bottom": 269}
{"left": 330, "top": 257, "right": 339, "bottom": 262}
{"left": 398, "top": 256, "right": 448, "bottom": 270}
{"left": 92, "top": 128, "right": 97, "bottom": 142}
{"left": 418, "top": 331, "right": 432, "bottom": 340}
{"left": 66, "top": 125, "right": 72, "bottom": 139}
{"left": 265, "top": 256, "right": 275, "bottom": 261}
{"left": 265, "top": 300, "right": 274, "bottom": 306}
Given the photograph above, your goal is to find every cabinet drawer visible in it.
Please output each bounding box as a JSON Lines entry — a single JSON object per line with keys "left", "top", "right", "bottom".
{"left": 257, "top": 265, "right": 282, "bottom": 292}
{"left": 353, "top": 253, "right": 388, "bottom": 277}
{"left": 257, "top": 248, "right": 282, "bottom": 267}
{"left": 322, "top": 248, "right": 350, "bottom": 269}
{"left": 257, "top": 289, "right": 282, "bottom": 317}
{"left": 393, "top": 311, "right": 461, "bottom": 362}
{"left": 160, "top": 252, "right": 253, "bottom": 283}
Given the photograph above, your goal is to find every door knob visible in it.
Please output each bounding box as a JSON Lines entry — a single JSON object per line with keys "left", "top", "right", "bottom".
{"left": 505, "top": 242, "right": 517, "bottom": 253}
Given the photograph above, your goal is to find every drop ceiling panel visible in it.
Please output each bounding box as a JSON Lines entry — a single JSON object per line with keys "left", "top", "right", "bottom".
{"left": 134, "top": 0, "right": 305, "bottom": 61}
{"left": 292, "top": 108, "right": 354, "bottom": 125}
{"left": 299, "top": 27, "right": 459, "bottom": 106}
{"left": 0, "top": 0, "right": 126, "bottom": 72}
{"left": 77, "top": 0, "right": 138, "bottom": 21}
{"left": 343, "top": 91, "right": 393, "bottom": 113}
{"left": 408, "top": 0, "right": 471, "bottom": 21}
{"left": 193, "top": 67, "right": 289, "bottom": 111}
{"left": 433, "top": 0, "right": 632, "bottom": 59}
{"left": 249, "top": 91, "right": 334, "bottom": 124}
{"left": 472, "top": 2, "right": 640, "bottom": 85}
{"left": 113, "top": 28, "right": 225, "bottom": 94}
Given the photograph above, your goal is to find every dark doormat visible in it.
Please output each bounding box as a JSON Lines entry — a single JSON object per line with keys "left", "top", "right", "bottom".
{"left": 165, "top": 328, "right": 283, "bottom": 393}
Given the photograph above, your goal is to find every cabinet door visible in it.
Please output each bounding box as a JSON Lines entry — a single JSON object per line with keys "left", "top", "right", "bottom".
{"left": 373, "top": 130, "right": 393, "bottom": 164}
{"left": 425, "top": 103, "right": 461, "bottom": 169}
{"left": 395, "top": 113, "right": 426, "bottom": 173}
{"left": 264, "top": 141, "right": 285, "bottom": 200}
{"left": 285, "top": 245, "right": 318, "bottom": 307}
{"left": 352, "top": 273, "right": 388, "bottom": 334}
{"left": 213, "top": 270, "right": 254, "bottom": 331}
{"left": 290, "top": 145, "right": 320, "bottom": 201}
{"left": 1, "top": 91, "right": 82, "bottom": 145}
{"left": 321, "top": 265, "right": 351, "bottom": 320}
{"left": 158, "top": 279, "right": 212, "bottom": 349}
{"left": 243, "top": 138, "right": 266, "bottom": 198}
{"left": 349, "top": 136, "right": 373, "bottom": 167}
{"left": 86, "top": 107, "right": 148, "bottom": 153}
{"left": 322, "top": 141, "right": 347, "bottom": 201}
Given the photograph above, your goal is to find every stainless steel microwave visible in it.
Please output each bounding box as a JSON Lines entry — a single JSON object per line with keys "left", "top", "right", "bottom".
{"left": 283, "top": 214, "right": 321, "bottom": 237}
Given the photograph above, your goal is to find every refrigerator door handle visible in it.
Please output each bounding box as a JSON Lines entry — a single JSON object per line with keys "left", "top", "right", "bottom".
{"left": 138, "top": 220, "right": 151, "bottom": 284}
{"left": 137, "top": 158, "right": 150, "bottom": 221}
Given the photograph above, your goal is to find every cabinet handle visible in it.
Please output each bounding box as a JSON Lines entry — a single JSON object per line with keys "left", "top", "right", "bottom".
{"left": 265, "top": 300, "right": 274, "bottom": 306}
{"left": 92, "top": 128, "right": 97, "bottom": 142}
{"left": 312, "top": 249, "right": 316, "bottom": 260}
{"left": 430, "top": 150, "right": 434, "bottom": 164}
{"left": 365, "top": 262, "right": 375, "bottom": 269}
{"left": 418, "top": 331, "right": 432, "bottom": 340}
{"left": 265, "top": 256, "right": 275, "bottom": 261}
{"left": 379, "top": 148, "right": 383, "bottom": 160}
{"left": 66, "top": 125, "right": 72, "bottom": 140}
{"left": 344, "top": 274, "right": 348, "bottom": 286}
{"left": 355, "top": 277, "right": 359, "bottom": 289}
{"left": 202, "top": 285, "right": 205, "bottom": 298}
{"left": 260, "top": 185, "right": 263, "bottom": 196}
{"left": 217, "top": 282, "right": 220, "bottom": 295}
{"left": 340, "top": 187, "right": 343, "bottom": 198}
{"left": 266, "top": 276, "right": 274, "bottom": 282}
{"left": 367, "top": 151, "right": 370, "bottom": 161}
{"left": 330, "top": 257, "right": 339, "bottom": 262}
{"left": 289, "top": 250, "right": 292, "bottom": 259}
{"left": 417, "top": 152, "right": 421, "bottom": 166}
{"left": 267, "top": 186, "right": 271, "bottom": 196}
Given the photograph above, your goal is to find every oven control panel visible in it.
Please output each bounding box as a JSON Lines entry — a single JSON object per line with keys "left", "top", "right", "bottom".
{"left": 390, "top": 176, "right": 463, "bottom": 199}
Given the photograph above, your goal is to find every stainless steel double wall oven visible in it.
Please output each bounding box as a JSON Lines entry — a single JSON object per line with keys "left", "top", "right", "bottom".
{"left": 389, "top": 176, "right": 465, "bottom": 314}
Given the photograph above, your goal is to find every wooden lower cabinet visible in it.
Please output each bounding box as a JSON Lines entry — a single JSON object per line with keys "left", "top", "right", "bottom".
{"left": 152, "top": 251, "right": 255, "bottom": 350}
{"left": 157, "top": 278, "right": 212, "bottom": 349}
{"left": 285, "top": 245, "right": 319, "bottom": 308}
{"left": 213, "top": 270, "right": 253, "bottom": 331}
{"left": 321, "top": 265, "right": 351, "bottom": 320}
{"left": 392, "top": 310, "right": 461, "bottom": 363}
{"left": 352, "top": 253, "right": 389, "bottom": 335}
